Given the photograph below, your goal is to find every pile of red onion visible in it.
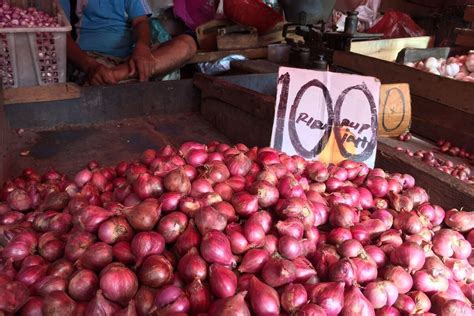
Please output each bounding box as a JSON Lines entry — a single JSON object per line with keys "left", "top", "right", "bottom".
{"left": 0, "top": 3, "right": 59, "bottom": 28}
{"left": 0, "top": 141, "right": 473, "bottom": 315}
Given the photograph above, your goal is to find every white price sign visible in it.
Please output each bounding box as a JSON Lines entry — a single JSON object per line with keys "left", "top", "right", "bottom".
{"left": 271, "top": 67, "right": 381, "bottom": 167}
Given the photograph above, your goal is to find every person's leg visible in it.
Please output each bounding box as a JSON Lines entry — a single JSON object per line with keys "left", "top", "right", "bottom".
{"left": 111, "top": 34, "right": 197, "bottom": 82}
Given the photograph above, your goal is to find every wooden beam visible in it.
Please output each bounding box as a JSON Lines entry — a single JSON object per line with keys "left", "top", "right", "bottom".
{"left": 188, "top": 48, "right": 268, "bottom": 64}
{"left": 350, "top": 37, "right": 434, "bottom": 62}
{"left": 376, "top": 139, "right": 474, "bottom": 209}
{"left": 455, "top": 28, "right": 474, "bottom": 47}
{"left": 464, "top": 5, "right": 474, "bottom": 22}
{"left": 4, "top": 83, "right": 81, "bottom": 105}
{"left": 333, "top": 51, "right": 474, "bottom": 114}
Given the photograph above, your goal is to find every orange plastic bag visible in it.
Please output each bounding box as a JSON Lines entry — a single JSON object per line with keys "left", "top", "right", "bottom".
{"left": 367, "top": 10, "right": 425, "bottom": 38}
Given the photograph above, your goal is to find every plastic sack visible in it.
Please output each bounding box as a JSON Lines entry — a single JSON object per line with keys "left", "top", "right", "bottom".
{"left": 223, "top": 0, "right": 283, "bottom": 34}
{"left": 197, "top": 54, "right": 247, "bottom": 75}
{"left": 173, "top": 0, "right": 218, "bottom": 31}
{"left": 367, "top": 10, "right": 425, "bottom": 39}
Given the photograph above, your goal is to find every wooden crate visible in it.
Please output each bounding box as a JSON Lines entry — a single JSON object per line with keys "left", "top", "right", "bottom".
{"left": 194, "top": 73, "right": 474, "bottom": 209}
{"left": 333, "top": 51, "right": 474, "bottom": 153}
{"left": 0, "top": 84, "right": 10, "bottom": 184}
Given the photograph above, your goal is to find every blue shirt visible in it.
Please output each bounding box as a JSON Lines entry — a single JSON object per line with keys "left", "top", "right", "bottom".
{"left": 60, "top": 0, "right": 152, "bottom": 58}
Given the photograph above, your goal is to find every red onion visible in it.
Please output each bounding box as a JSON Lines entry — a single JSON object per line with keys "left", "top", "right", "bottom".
{"left": 413, "top": 269, "right": 449, "bottom": 293}
{"left": 225, "top": 153, "right": 252, "bottom": 177}
{"left": 100, "top": 263, "right": 138, "bottom": 304}
{"left": 243, "top": 220, "right": 265, "bottom": 246}
{"left": 22, "top": 255, "right": 46, "bottom": 269}
{"left": 393, "top": 294, "right": 415, "bottom": 315}
{"left": 365, "top": 176, "right": 388, "bottom": 198}
{"left": 433, "top": 229, "right": 472, "bottom": 259}
{"left": 154, "top": 285, "right": 190, "bottom": 314}
{"left": 444, "top": 258, "right": 471, "bottom": 282}
{"left": 16, "top": 264, "right": 48, "bottom": 287}
{"left": 174, "top": 220, "right": 199, "bottom": 256}
{"left": 86, "top": 290, "right": 121, "bottom": 315}
{"left": 263, "top": 234, "right": 278, "bottom": 255}
{"left": 407, "top": 291, "right": 431, "bottom": 314}
{"left": 195, "top": 206, "right": 227, "bottom": 235}
{"left": 231, "top": 191, "right": 258, "bottom": 217}
{"left": 383, "top": 266, "right": 413, "bottom": 294}
{"left": 42, "top": 291, "right": 76, "bottom": 316}
{"left": 339, "top": 239, "right": 364, "bottom": 258}
{"left": 278, "top": 175, "right": 304, "bottom": 199}
{"left": 280, "top": 283, "right": 307, "bottom": 313}
{"left": 7, "top": 189, "right": 33, "bottom": 211}
{"left": 297, "top": 303, "right": 327, "bottom": 315}
{"left": 19, "top": 297, "right": 44, "bottom": 315}
{"left": 121, "top": 199, "right": 161, "bottom": 231}
{"left": 177, "top": 248, "right": 207, "bottom": 283}
{"left": 439, "top": 299, "right": 473, "bottom": 316}
{"left": 209, "top": 264, "right": 237, "bottom": 299}
{"left": 156, "top": 211, "right": 188, "bottom": 243}
{"left": 371, "top": 209, "right": 393, "bottom": 230}
{"left": 78, "top": 242, "right": 113, "bottom": 271}
{"left": 261, "top": 257, "right": 296, "bottom": 288}
{"left": 342, "top": 285, "right": 375, "bottom": 316}
{"left": 113, "top": 241, "right": 135, "bottom": 265}
{"left": 375, "top": 306, "right": 401, "bottom": 316}
{"left": 186, "top": 278, "right": 211, "bottom": 314}
{"left": 34, "top": 275, "right": 67, "bottom": 297}
{"left": 248, "top": 180, "right": 279, "bottom": 208}
{"left": 329, "top": 204, "right": 358, "bottom": 228}
{"left": 405, "top": 187, "right": 429, "bottom": 207}
{"left": 74, "top": 205, "right": 114, "bottom": 233}
{"left": 47, "top": 259, "right": 74, "bottom": 279}
{"left": 293, "top": 257, "right": 317, "bottom": 283}
{"left": 445, "top": 209, "right": 474, "bottom": 232}
{"left": 208, "top": 291, "right": 250, "bottom": 316}
{"left": 249, "top": 276, "right": 280, "bottom": 315}
{"left": 238, "top": 249, "right": 269, "bottom": 274}
{"left": 328, "top": 258, "right": 357, "bottom": 286}
{"left": 390, "top": 242, "right": 426, "bottom": 273}
{"left": 131, "top": 232, "right": 165, "bottom": 267}
{"left": 363, "top": 281, "right": 399, "bottom": 309}
{"left": 393, "top": 211, "right": 426, "bottom": 235}
{"left": 163, "top": 167, "right": 191, "bottom": 194}
{"left": 0, "top": 281, "right": 30, "bottom": 313}
{"left": 132, "top": 174, "right": 163, "bottom": 200}
{"left": 185, "top": 148, "right": 208, "bottom": 167}
{"left": 75, "top": 169, "right": 92, "bottom": 187}
{"left": 98, "top": 216, "right": 133, "bottom": 245}
{"left": 158, "top": 192, "right": 181, "bottom": 212}
{"left": 310, "top": 244, "right": 340, "bottom": 279}
{"left": 68, "top": 269, "right": 99, "bottom": 301}
{"left": 278, "top": 235, "right": 303, "bottom": 260}
{"left": 190, "top": 178, "right": 213, "bottom": 198}
{"left": 276, "top": 218, "right": 304, "bottom": 240}
{"left": 200, "top": 230, "right": 236, "bottom": 266}
{"left": 134, "top": 286, "right": 156, "bottom": 316}
{"left": 138, "top": 255, "right": 173, "bottom": 288}
{"left": 364, "top": 245, "right": 387, "bottom": 268}
{"left": 308, "top": 282, "right": 345, "bottom": 315}
{"left": 389, "top": 192, "right": 414, "bottom": 212}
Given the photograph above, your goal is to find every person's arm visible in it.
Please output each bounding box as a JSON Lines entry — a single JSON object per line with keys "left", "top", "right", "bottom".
{"left": 129, "top": 16, "right": 155, "bottom": 82}
{"left": 66, "top": 33, "right": 117, "bottom": 85}
{"left": 149, "top": 34, "right": 197, "bottom": 75}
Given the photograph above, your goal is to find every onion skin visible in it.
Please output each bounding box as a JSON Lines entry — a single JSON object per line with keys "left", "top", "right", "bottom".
{"left": 363, "top": 281, "right": 399, "bottom": 309}
{"left": 0, "top": 281, "right": 30, "bottom": 313}
{"left": 407, "top": 291, "right": 431, "bottom": 314}
{"left": 308, "top": 282, "right": 345, "bottom": 315}
{"left": 209, "top": 264, "right": 237, "bottom": 299}
{"left": 249, "top": 276, "right": 280, "bottom": 315}
{"left": 98, "top": 216, "right": 133, "bottom": 245}
{"left": 138, "top": 255, "right": 173, "bottom": 288}
{"left": 68, "top": 269, "right": 99, "bottom": 301}
{"left": 42, "top": 291, "right": 76, "bottom": 316}
{"left": 177, "top": 248, "right": 208, "bottom": 283}
{"left": 261, "top": 257, "right": 297, "bottom": 288}
{"left": 341, "top": 286, "right": 376, "bottom": 316}
{"left": 122, "top": 199, "right": 161, "bottom": 231}
{"left": 208, "top": 291, "right": 251, "bottom": 316}
{"left": 238, "top": 249, "right": 270, "bottom": 274}
{"left": 186, "top": 278, "right": 211, "bottom": 314}
{"left": 174, "top": 219, "right": 201, "bottom": 257}
{"left": 195, "top": 206, "right": 227, "bottom": 235}
{"left": 439, "top": 300, "right": 473, "bottom": 316}
{"left": 86, "top": 290, "right": 121, "bottom": 316}
{"left": 200, "top": 230, "right": 236, "bottom": 267}
{"left": 281, "top": 283, "right": 307, "bottom": 313}
{"left": 99, "top": 263, "right": 138, "bottom": 304}
{"left": 64, "top": 231, "right": 96, "bottom": 262}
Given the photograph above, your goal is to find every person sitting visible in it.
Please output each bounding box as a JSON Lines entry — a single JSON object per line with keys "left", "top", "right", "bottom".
{"left": 60, "top": 0, "right": 197, "bottom": 85}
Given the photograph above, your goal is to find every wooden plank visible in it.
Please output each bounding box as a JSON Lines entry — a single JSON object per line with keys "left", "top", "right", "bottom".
{"left": 0, "top": 84, "right": 10, "bottom": 184}
{"left": 230, "top": 60, "right": 280, "bottom": 74}
{"left": 350, "top": 37, "right": 434, "bottom": 62}
{"left": 4, "top": 83, "right": 81, "bottom": 105}
{"left": 376, "top": 139, "right": 474, "bottom": 209}
{"left": 333, "top": 51, "right": 474, "bottom": 114}
{"left": 465, "top": 5, "right": 474, "bottom": 22}
{"left": 380, "top": 0, "right": 438, "bottom": 17}
{"left": 188, "top": 47, "right": 268, "bottom": 64}
{"left": 455, "top": 28, "right": 474, "bottom": 47}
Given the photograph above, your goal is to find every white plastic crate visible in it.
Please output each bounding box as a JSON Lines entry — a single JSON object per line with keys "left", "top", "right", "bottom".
{"left": 0, "top": 0, "right": 71, "bottom": 88}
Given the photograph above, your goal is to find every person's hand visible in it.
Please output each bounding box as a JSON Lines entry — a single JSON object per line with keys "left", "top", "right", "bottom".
{"left": 87, "top": 62, "right": 118, "bottom": 86}
{"left": 129, "top": 42, "right": 155, "bottom": 82}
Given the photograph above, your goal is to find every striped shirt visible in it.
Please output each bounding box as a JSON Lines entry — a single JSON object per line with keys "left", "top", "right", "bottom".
{"left": 60, "top": 0, "right": 152, "bottom": 58}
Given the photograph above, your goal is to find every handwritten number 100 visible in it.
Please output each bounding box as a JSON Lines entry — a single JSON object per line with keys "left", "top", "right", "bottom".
{"left": 275, "top": 72, "right": 378, "bottom": 161}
